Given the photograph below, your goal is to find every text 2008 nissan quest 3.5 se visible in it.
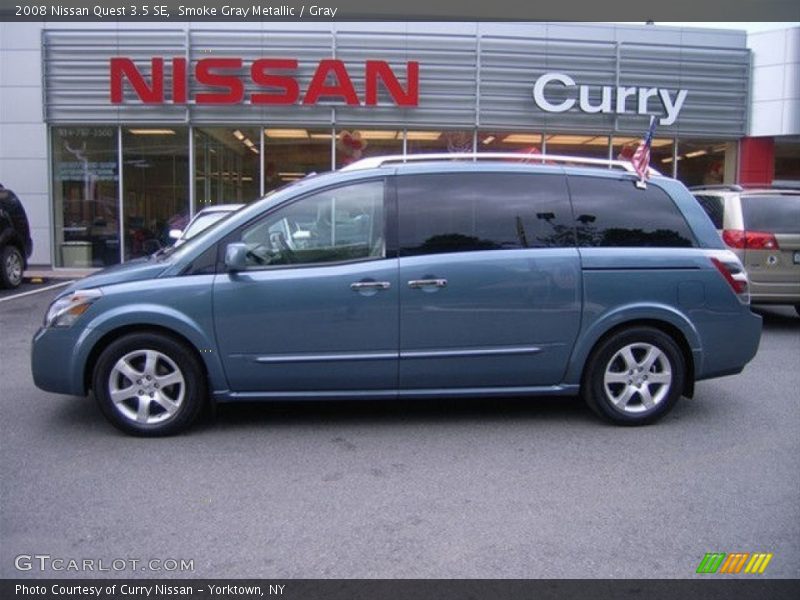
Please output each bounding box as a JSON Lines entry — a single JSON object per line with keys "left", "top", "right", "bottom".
{"left": 31, "top": 154, "right": 762, "bottom": 436}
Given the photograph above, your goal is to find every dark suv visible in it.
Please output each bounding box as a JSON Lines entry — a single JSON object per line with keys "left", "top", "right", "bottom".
{"left": 0, "top": 183, "right": 33, "bottom": 289}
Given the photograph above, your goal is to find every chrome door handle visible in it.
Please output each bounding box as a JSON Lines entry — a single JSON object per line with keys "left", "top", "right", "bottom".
{"left": 350, "top": 281, "right": 392, "bottom": 291}
{"left": 408, "top": 278, "right": 447, "bottom": 289}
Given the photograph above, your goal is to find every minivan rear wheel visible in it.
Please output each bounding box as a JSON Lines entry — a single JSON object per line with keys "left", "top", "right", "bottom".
{"left": 1, "top": 245, "right": 24, "bottom": 289}
{"left": 582, "top": 327, "right": 685, "bottom": 425}
{"left": 92, "top": 332, "right": 205, "bottom": 436}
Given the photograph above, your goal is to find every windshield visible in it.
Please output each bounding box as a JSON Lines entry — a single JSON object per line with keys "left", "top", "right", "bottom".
{"left": 182, "top": 211, "right": 233, "bottom": 239}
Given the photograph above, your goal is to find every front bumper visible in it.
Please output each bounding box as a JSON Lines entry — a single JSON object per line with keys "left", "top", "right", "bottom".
{"left": 31, "top": 326, "right": 92, "bottom": 396}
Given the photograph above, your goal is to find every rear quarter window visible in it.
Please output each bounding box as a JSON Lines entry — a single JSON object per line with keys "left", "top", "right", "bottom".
{"left": 569, "top": 177, "right": 696, "bottom": 247}
{"left": 740, "top": 195, "right": 800, "bottom": 234}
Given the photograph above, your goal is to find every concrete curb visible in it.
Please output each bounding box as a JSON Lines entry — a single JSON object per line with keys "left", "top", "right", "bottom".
{"left": 25, "top": 268, "right": 99, "bottom": 281}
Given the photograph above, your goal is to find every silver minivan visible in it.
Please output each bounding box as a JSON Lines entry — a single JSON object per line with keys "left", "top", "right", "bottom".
{"left": 692, "top": 185, "right": 800, "bottom": 315}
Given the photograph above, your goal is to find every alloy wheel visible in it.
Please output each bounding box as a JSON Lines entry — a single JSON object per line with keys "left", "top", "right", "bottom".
{"left": 107, "top": 349, "right": 186, "bottom": 425}
{"left": 602, "top": 342, "right": 672, "bottom": 415}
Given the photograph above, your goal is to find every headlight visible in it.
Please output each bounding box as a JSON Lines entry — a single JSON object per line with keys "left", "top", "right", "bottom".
{"left": 44, "top": 289, "right": 103, "bottom": 328}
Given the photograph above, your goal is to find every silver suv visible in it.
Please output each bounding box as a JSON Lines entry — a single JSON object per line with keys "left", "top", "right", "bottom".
{"left": 692, "top": 185, "right": 800, "bottom": 316}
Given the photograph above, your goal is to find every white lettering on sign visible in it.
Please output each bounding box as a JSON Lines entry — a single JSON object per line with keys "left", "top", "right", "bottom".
{"left": 532, "top": 72, "right": 688, "bottom": 126}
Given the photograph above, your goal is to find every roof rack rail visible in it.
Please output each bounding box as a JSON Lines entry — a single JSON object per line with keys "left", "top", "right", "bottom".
{"left": 689, "top": 183, "right": 800, "bottom": 193}
{"left": 340, "top": 152, "right": 662, "bottom": 176}
{"left": 688, "top": 184, "right": 744, "bottom": 192}
{"left": 768, "top": 180, "right": 800, "bottom": 190}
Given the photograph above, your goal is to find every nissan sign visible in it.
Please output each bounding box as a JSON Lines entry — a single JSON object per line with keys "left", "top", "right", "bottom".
{"left": 110, "top": 57, "right": 419, "bottom": 107}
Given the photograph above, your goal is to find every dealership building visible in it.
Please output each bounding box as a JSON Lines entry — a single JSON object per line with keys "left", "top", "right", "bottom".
{"left": 0, "top": 21, "right": 797, "bottom": 269}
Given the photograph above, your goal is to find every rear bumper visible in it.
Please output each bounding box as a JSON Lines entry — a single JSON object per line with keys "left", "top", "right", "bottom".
{"left": 749, "top": 279, "right": 800, "bottom": 304}
{"left": 696, "top": 308, "right": 762, "bottom": 381}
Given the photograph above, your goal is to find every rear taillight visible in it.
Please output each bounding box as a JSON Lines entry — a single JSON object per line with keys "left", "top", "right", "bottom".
{"left": 745, "top": 231, "right": 779, "bottom": 250}
{"left": 711, "top": 257, "right": 750, "bottom": 304}
{"left": 722, "top": 230, "right": 745, "bottom": 248}
{"left": 722, "top": 229, "right": 779, "bottom": 250}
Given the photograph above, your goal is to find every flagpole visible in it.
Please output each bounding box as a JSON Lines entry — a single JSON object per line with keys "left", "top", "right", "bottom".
{"left": 633, "top": 115, "right": 657, "bottom": 189}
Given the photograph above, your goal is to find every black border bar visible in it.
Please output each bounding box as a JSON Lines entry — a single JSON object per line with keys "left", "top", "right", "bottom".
{"left": 2, "top": 0, "right": 799, "bottom": 21}
{"left": 3, "top": 579, "right": 800, "bottom": 600}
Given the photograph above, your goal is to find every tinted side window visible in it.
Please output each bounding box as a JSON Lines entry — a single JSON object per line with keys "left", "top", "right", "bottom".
{"left": 694, "top": 194, "right": 725, "bottom": 229}
{"left": 398, "top": 173, "right": 574, "bottom": 256}
{"left": 569, "top": 177, "right": 696, "bottom": 248}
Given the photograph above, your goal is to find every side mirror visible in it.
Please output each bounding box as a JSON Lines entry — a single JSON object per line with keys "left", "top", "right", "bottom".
{"left": 224, "top": 242, "right": 250, "bottom": 272}
{"left": 168, "top": 228, "right": 182, "bottom": 240}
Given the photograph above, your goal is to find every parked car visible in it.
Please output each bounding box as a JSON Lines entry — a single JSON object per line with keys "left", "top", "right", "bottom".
{"left": 168, "top": 204, "right": 244, "bottom": 246}
{"left": 31, "top": 154, "right": 762, "bottom": 436}
{"left": 0, "top": 183, "right": 33, "bottom": 289}
{"left": 691, "top": 185, "right": 800, "bottom": 316}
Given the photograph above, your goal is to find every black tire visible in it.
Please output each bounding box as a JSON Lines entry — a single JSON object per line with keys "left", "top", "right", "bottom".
{"left": 0, "top": 244, "right": 24, "bottom": 289}
{"left": 92, "top": 332, "right": 206, "bottom": 436}
{"left": 582, "top": 326, "right": 685, "bottom": 426}
{"left": 794, "top": 304, "right": 800, "bottom": 318}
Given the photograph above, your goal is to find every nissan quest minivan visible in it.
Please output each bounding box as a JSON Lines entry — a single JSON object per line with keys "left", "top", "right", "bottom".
{"left": 31, "top": 154, "right": 762, "bottom": 435}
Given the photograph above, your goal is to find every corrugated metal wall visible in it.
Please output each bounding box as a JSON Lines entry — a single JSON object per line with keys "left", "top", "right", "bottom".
{"left": 42, "top": 26, "right": 749, "bottom": 138}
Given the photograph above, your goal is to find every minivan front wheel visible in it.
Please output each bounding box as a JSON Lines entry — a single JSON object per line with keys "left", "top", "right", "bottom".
{"left": 92, "top": 332, "right": 205, "bottom": 436}
{"left": 582, "top": 327, "right": 685, "bottom": 425}
{"left": 1, "top": 245, "right": 24, "bottom": 289}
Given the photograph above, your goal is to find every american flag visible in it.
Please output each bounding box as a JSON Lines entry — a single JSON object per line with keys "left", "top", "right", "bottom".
{"left": 631, "top": 115, "right": 657, "bottom": 180}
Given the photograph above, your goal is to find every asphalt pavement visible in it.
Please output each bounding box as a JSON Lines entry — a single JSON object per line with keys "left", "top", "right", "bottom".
{"left": 1, "top": 286, "right": 798, "bottom": 579}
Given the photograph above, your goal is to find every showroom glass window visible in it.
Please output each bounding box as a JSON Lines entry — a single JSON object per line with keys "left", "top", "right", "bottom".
{"left": 236, "top": 180, "right": 386, "bottom": 268}
{"left": 263, "top": 129, "right": 333, "bottom": 192}
{"left": 545, "top": 134, "right": 609, "bottom": 160}
{"left": 677, "top": 139, "right": 729, "bottom": 187}
{"left": 335, "top": 129, "right": 403, "bottom": 168}
{"left": 477, "top": 131, "right": 543, "bottom": 154}
{"left": 51, "top": 127, "right": 120, "bottom": 268}
{"left": 195, "top": 128, "right": 260, "bottom": 208}
{"left": 774, "top": 140, "right": 800, "bottom": 182}
{"left": 406, "top": 130, "right": 475, "bottom": 154}
{"left": 122, "top": 127, "right": 189, "bottom": 259}
{"left": 569, "top": 176, "right": 696, "bottom": 247}
{"left": 398, "top": 173, "right": 574, "bottom": 256}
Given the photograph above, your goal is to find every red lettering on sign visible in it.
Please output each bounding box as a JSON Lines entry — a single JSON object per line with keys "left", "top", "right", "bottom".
{"left": 365, "top": 60, "right": 419, "bottom": 107}
{"left": 109, "top": 57, "right": 420, "bottom": 107}
{"left": 251, "top": 59, "right": 300, "bottom": 105}
{"left": 172, "top": 57, "right": 187, "bottom": 104}
{"left": 110, "top": 57, "right": 164, "bottom": 103}
{"left": 195, "top": 58, "right": 245, "bottom": 104}
{"left": 303, "top": 59, "right": 360, "bottom": 105}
